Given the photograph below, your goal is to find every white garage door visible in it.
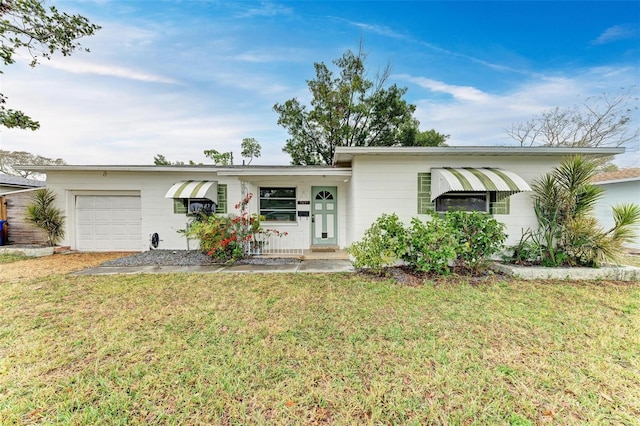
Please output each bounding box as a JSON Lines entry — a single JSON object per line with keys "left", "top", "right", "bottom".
{"left": 76, "top": 195, "right": 142, "bottom": 251}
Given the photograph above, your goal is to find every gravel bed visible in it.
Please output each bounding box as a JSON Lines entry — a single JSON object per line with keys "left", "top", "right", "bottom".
{"left": 101, "top": 250, "right": 301, "bottom": 267}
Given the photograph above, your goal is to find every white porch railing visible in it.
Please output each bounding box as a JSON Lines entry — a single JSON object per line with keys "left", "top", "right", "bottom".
{"left": 248, "top": 230, "right": 304, "bottom": 256}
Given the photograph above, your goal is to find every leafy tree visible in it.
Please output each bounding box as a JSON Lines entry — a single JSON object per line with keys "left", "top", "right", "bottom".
{"left": 0, "top": 149, "right": 64, "bottom": 178}
{"left": 25, "top": 187, "right": 65, "bottom": 246}
{"left": 274, "top": 44, "right": 447, "bottom": 165}
{"left": 240, "top": 137, "right": 261, "bottom": 165}
{"left": 204, "top": 149, "right": 233, "bottom": 165}
{"left": 398, "top": 124, "right": 450, "bottom": 147}
{"left": 153, "top": 154, "right": 201, "bottom": 166}
{"left": 506, "top": 89, "right": 639, "bottom": 149}
{"left": 153, "top": 154, "right": 172, "bottom": 166}
{"left": 1, "top": 0, "right": 100, "bottom": 130}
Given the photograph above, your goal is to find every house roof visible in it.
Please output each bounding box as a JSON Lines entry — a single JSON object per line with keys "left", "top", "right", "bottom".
{"left": 592, "top": 168, "right": 640, "bottom": 184}
{"left": 332, "top": 146, "right": 625, "bottom": 165}
{"left": 0, "top": 173, "right": 46, "bottom": 189}
{"left": 15, "top": 164, "right": 352, "bottom": 179}
{"left": 15, "top": 146, "right": 626, "bottom": 172}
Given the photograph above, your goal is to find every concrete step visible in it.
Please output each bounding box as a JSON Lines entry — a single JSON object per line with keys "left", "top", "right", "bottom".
{"left": 310, "top": 245, "right": 339, "bottom": 252}
{"left": 302, "top": 249, "right": 349, "bottom": 260}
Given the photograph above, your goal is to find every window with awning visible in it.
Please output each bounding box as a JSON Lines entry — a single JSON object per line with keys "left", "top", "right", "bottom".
{"left": 165, "top": 181, "right": 218, "bottom": 215}
{"left": 430, "top": 168, "right": 531, "bottom": 201}
{"left": 165, "top": 181, "right": 219, "bottom": 202}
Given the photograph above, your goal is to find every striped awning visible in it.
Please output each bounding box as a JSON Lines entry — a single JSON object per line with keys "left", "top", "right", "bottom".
{"left": 430, "top": 168, "right": 531, "bottom": 201}
{"left": 164, "top": 181, "right": 218, "bottom": 202}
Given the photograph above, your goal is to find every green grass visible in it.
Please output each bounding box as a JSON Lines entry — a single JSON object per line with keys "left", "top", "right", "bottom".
{"left": 0, "top": 253, "right": 28, "bottom": 264}
{"left": 1, "top": 273, "right": 639, "bottom": 425}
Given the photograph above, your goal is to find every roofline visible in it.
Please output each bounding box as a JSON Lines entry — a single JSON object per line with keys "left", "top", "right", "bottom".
{"left": 15, "top": 165, "right": 221, "bottom": 172}
{"left": 16, "top": 164, "right": 351, "bottom": 176}
{"left": 218, "top": 167, "right": 351, "bottom": 177}
{"left": 592, "top": 177, "right": 640, "bottom": 185}
{"left": 332, "top": 146, "right": 625, "bottom": 164}
{"left": 0, "top": 187, "right": 43, "bottom": 196}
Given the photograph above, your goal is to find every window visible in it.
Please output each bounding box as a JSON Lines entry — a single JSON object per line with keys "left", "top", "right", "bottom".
{"left": 436, "top": 192, "right": 488, "bottom": 212}
{"left": 259, "top": 187, "right": 296, "bottom": 221}
{"left": 173, "top": 184, "right": 227, "bottom": 215}
{"left": 418, "top": 173, "right": 511, "bottom": 214}
{"left": 173, "top": 198, "right": 216, "bottom": 215}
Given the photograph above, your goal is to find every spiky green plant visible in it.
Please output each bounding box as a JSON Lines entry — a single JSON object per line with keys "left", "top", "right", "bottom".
{"left": 25, "top": 188, "right": 65, "bottom": 246}
{"left": 518, "top": 156, "right": 639, "bottom": 267}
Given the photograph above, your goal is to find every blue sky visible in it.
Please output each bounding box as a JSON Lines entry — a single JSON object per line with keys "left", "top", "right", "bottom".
{"left": 2, "top": 1, "right": 639, "bottom": 167}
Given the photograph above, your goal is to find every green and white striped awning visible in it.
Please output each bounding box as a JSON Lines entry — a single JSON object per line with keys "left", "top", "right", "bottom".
{"left": 430, "top": 168, "right": 531, "bottom": 201}
{"left": 165, "top": 181, "right": 218, "bottom": 202}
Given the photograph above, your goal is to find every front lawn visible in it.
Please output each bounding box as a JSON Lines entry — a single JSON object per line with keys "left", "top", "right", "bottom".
{"left": 0, "top": 252, "right": 28, "bottom": 264}
{"left": 1, "top": 273, "right": 638, "bottom": 424}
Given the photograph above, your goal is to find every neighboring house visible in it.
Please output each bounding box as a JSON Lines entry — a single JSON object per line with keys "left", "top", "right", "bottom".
{"left": 592, "top": 168, "right": 640, "bottom": 250}
{"left": 0, "top": 173, "right": 45, "bottom": 194}
{"left": 0, "top": 174, "right": 47, "bottom": 245}
{"left": 20, "top": 146, "right": 623, "bottom": 253}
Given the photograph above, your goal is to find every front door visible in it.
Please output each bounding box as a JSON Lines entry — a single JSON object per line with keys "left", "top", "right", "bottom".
{"left": 312, "top": 186, "right": 337, "bottom": 246}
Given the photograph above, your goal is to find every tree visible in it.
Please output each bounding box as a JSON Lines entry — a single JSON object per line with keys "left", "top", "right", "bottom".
{"left": 204, "top": 149, "right": 233, "bottom": 165}
{"left": 153, "top": 154, "right": 184, "bottom": 166}
{"left": 240, "top": 137, "right": 261, "bottom": 165}
{"left": 25, "top": 187, "right": 65, "bottom": 246}
{"left": 506, "top": 89, "right": 639, "bottom": 149}
{"left": 0, "top": 0, "right": 100, "bottom": 130}
{"left": 153, "top": 154, "right": 201, "bottom": 165}
{"left": 0, "top": 149, "right": 65, "bottom": 178}
{"left": 398, "top": 124, "right": 450, "bottom": 147}
{"left": 274, "top": 44, "right": 447, "bottom": 165}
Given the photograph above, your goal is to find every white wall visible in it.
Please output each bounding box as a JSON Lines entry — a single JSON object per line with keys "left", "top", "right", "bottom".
{"left": 346, "top": 155, "right": 563, "bottom": 248}
{"left": 594, "top": 180, "right": 640, "bottom": 249}
{"left": 45, "top": 170, "right": 239, "bottom": 251}
{"left": 240, "top": 177, "right": 349, "bottom": 251}
{"left": 44, "top": 169, "right": 349, "bottom": 252}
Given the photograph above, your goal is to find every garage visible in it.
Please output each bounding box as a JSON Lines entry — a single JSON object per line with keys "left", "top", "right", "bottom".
{"left": 75, "top": 195, "right": 142, "bottom": 251}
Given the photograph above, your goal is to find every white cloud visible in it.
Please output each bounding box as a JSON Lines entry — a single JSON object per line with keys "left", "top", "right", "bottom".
{"left": 238, "top": 2, "right": 293, "bottom": 18}
{"left": 592, "top": 24, "right": 638, "bottom": 45}
{"left": 395, "top": 75, "right": 491, "bottom": 103}
{"left": 408, "top": 67, "right": 640, "bottom": 167}
{"left": 343, "top": 20, "right": 407, "bottom": 40}
{"left": 43, "top": 57, "right": 179, "bottom": 84}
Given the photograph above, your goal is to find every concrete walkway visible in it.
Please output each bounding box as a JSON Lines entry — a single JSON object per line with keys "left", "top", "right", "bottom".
{"left": 73, "top": 259, "right": 355, "bottom": 276}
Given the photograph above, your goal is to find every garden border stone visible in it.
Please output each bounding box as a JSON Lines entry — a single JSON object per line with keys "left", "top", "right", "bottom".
{"left": 492, "top": 262, "right": 640, "bottom": 281}
{"left": 0, "top": 246, "right": 54, "bottom": 257}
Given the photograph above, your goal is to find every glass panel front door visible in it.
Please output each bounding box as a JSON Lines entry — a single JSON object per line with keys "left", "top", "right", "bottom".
{"left": 311, "top": 186, "right": 337, "bottom": 245}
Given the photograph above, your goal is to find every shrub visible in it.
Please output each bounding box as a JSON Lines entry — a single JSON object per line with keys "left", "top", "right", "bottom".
{"left": 187, "top": 214, "right": 247, "bottom": 263}
{"left": 444, "top": 210, "right": 507, "bottom": 273}
{"left": 348, "top": 211, "right": 507, "bottom": 275}
{"left": 25, "top": 188, "right": 65, "bottom": 246}
{"left": 403, "top": 216, "right": 457, "bottom": 274}
{"left": 346, "top": 213, "right": 407, "bottom": 274}
{"left": 187, "top": 193, "right": 287, "bottom": 263}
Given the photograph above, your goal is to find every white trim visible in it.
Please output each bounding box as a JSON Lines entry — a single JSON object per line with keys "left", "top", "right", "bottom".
{"left": 218, "top": 168, "right": 351, "bottom": 177}
{"left": 333, "top": 146, "right": 625, "bottom": 164}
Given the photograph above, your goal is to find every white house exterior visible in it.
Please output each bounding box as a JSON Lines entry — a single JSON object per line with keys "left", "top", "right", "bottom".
{"left": 23, "top": 146, "right": 624, "bottom": 253}
{"left": 593, "top": 168, "right": 640, "bottom": 250}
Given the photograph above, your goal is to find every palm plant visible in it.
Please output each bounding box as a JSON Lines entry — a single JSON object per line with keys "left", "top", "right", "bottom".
{"left": 521, "top": 156, "right": 639, "bottom": 267}
{"left": 25, "top": 188, "right": 65, "bottom": 246}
